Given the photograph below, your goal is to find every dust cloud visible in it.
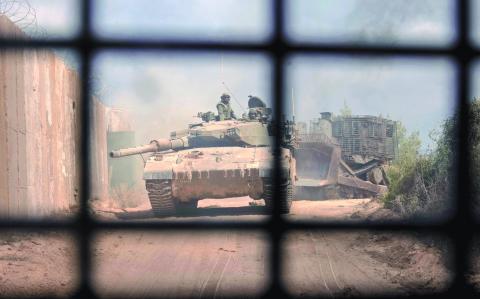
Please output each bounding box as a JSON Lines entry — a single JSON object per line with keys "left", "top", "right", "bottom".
{"left": 93, "top": 52, "right": 272, "bottom": 144}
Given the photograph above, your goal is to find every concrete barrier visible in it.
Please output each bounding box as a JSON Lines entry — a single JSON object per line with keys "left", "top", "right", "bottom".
{"left": 0, "top": 16, "right": 108, "bottom": 218}
{"left": 91, "top": 99, "right": 109, "bottom": 202}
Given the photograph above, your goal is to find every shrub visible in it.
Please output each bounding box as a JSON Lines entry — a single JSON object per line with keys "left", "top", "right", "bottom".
{"left": 383, "top": 115, "right": 456, "bottom": 219}
{"left": 469, "top": 99, "right": 480, "bottom": 212}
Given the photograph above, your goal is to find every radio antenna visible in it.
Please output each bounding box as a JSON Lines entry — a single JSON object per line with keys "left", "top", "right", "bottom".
{"left": 291, "top": 87, "right": 296, "bottom": 122}
{"left": 222, "top": 82, "right": 245, "bottom": 111}
{"left": 221, "top": 53, "right": 224, "bottom": 76}
{"left": 220, "top": 53, "right": 245, "bottom": 111}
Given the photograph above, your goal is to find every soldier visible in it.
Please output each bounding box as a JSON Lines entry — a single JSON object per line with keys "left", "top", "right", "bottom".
{"left": 217, "top": 93, "right": 237, "bottom": 120}
{"left": 247, "top": 95, "right": 270, "bottom": 120}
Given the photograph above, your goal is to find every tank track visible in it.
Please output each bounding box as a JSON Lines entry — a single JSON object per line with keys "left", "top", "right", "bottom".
{"left": 145, "top": 179, "right": 198, "bottom": 217}
{"left": 145, "top": 179, "right": 176, "bottom": 216}
{"left": 263, "top": 179, "right": 293, "bottom": 214}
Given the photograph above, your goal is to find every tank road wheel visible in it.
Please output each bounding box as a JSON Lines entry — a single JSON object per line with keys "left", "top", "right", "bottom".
{"left": 145, "top": 179, "right": 176, "bottom": 217}
{"left": 263, "top": 179, "right": 293, "bottom": 214}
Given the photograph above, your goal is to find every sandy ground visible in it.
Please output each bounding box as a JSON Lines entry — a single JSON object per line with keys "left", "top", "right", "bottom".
{"left": 1, "top": 198, "right": 452, "bottom": 297}
{"left": 284, "top": 231, "right": 451, "bottom": 297}
{"left": 93, "top": 231, "right": 269, "bottom": 298}
{"left": 93, "top": 197, "right": 398, "bottom": 223}
{"left": 0, "top": 232, "right": 77, "bottom": 298}
{"left": 468, "top": 239, "right": 480, "bottom": 291}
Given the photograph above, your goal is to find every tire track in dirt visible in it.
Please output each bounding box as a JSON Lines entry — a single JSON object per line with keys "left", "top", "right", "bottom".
{"left": 285, "top": 231, "right": 406, "bottom": 297}
{"left": 199, "top": 232, "right": 236, "bottom": 298}
{"left": 318, "top": 233, "right": 343, "bottom": 291}
{"left": 312, "top": 232, "right": 405, "bottom": 297}
{"left": 93, "top": 230, "right": 267, "bottom": 298}
{"left": 308, "top": 232, "right": 342, "bottom": 297}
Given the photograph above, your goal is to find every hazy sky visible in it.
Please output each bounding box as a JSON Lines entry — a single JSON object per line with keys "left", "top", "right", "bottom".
{"left": 474, "top": 0, "right": 480, "bottom": 46}
{"left": 14, "top": 0, "right": 480, "bottom": 149}
{"left": 474, "top": 61, "right": 480, "bottom": 100}
{"left": 19, "top": 0, "right": 466, "bottom": 44}
{"left": 21, "top": 0, "right": 79, "bottom": 38}
{"left": 93, "top": 0, "right": 272, "bottom": 41}
{"left": 286, "top": 0, "right": 456, "bottom": 45}
{"left": 286, "top": 56, "right": 456, "bottom": 150}
{"left": 93, "top": 51, "right": 271, "bottom": 143}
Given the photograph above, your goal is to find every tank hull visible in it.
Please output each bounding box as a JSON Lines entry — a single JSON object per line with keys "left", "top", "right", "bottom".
{"left": 143, "top": 147, "right": 293, "bottom": 203}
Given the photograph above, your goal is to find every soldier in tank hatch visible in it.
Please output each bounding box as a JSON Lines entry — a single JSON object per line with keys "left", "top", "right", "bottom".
{"left": 246, "top": 95, "right": 270, "bottom": 121}
{"left": 217, "top": 93, "right": 237, "bottom": 121}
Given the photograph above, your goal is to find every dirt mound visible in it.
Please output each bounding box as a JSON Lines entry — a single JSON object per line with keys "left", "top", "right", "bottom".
{"left": 348, "top": 199, "right": 401, "bottom": 222}
{"left": 352, "top": 232, "right": 451, "bottom": 294}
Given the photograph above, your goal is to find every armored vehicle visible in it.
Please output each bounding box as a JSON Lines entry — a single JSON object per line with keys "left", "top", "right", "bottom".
{"left": 295, "top": 112, "right": 397, "bottom": 199}
{"left": 110, "top": 97, "right": 296, "bottom": 216}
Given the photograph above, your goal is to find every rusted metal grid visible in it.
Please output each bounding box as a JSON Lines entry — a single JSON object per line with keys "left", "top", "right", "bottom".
{"left": 0, "top": 0, "right": 477, "bottom": 298}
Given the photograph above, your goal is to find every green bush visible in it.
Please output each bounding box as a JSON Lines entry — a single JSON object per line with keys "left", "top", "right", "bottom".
{"left": 470, "top": 99, "right": 480, "bottom": 211}
{"left": 383, "top": 114, "right": 456, "bottom": 219}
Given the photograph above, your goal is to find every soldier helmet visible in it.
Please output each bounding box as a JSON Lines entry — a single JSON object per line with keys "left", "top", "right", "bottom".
{"left": 221, "top": 93, "right": 230, "bottom": 101}
{"left": 248, "top": 95, "right": 266, "bottom": 108}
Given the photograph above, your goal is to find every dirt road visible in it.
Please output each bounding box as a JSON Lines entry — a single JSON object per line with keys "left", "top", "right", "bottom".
{"left": 93, "top": 231, "right": 268, "bottom": 298}
{"left": 0, "top": 232, "right": 77, "bottom": 298}
{"left": 284, "top": 231, "right": 450, "bottom": 297}
{"left": 0, "top": 198, "right": 451, "bottom": 297}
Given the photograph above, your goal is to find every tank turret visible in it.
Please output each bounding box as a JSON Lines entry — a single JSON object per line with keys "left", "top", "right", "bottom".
{"left": 110, "top": 96, "right": 296, "bottom": 157}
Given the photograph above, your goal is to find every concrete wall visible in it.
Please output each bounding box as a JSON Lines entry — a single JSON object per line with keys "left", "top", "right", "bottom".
{"left": 91, "top": 99, "right": 109, "bottom": 202}
{"left": 0, "top": 16, "right": 108, "bottom": 217}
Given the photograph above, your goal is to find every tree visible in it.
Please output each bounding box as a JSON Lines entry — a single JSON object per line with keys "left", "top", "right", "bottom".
{"left": 383, "top": 118, "right": 452, "bottom": 219}
{"left": 384, "top": 122, "right": 421, "bottom": 207}
{"left": 339, "top": 99, "right": 352, "bottom": 117}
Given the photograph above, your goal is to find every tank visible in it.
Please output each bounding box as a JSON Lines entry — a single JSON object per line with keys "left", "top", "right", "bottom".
{"left": 295, "top": 113, "right": 397, "bottom": 199}
{"left": 110, "top": 97, "right": 296, "bottom": 216}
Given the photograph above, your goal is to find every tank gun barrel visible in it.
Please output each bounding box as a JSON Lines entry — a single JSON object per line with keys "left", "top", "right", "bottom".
{"left": 109, "top": 138, "right": 188, "bottom": 158}
{"left": 109, "top": 142, "right": 158, "bottom": 158}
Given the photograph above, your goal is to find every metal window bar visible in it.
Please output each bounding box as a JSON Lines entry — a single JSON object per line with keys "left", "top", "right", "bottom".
{"left": 0, "top": 0, "right": 477, "bottom": 298}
